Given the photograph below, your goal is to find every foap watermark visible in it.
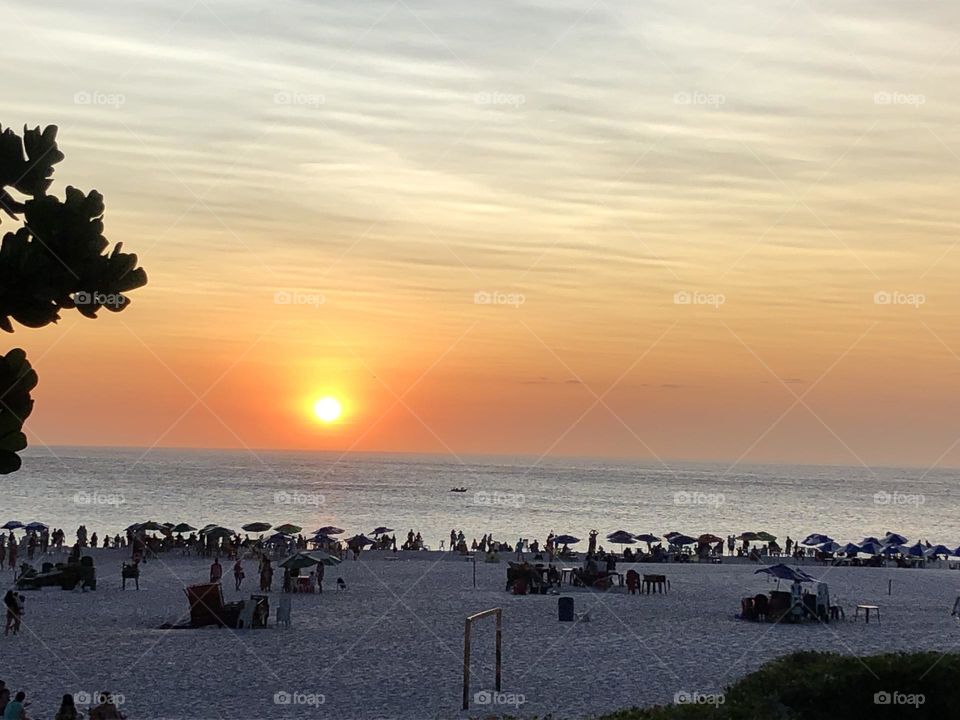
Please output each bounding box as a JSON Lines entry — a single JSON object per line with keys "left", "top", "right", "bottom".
{"left": 874, "top": 91, "right": 925, "bottom": 108}
{"left": 74, "top": 91, "right": 125, "bottom": 109}
{"left": 874, "top": 691, "right": 925, "bottom": 708}
{"left": 273, "top": 91, "right": 325, "bottom": 108}
{"left": 474, "top": 690, "right": 525, "bottom": 707}
{"left": 73, "top": 490, "right": 125, "bottom": 507}
{"left": 674, "top": 491, "right": 725, "bottom": 508}
{"left": 673, "top": 91, "right": 725, "bottom": 109}
{"left": 874, "top": 490, "right": 925, "bottom": 507}
{"left": 674, "top": 690, "right": 725, "bottom": 706}
{"left": 274, "top": 490, "right": 325, "bottom": 507}
{"left": 674, "top": 290, "right": 725, "bottom": 308}
{"left": 474, "top": 91, "right": 525, "bottom": 108}
{"left": 474, "top": 290, "right": 525, "bottom": 307}
{"left": 474, "top": 490, "right": 525, "bottom": 508}
{"left": 273, "top": 691, "right": 325, "bottom": 707}
{"left": 874, "top": 290, "right": 925, "bottom": 308}
{"left": 274, "top": 290, "right": 325, "bottom": 307}
{"left": 74, "top": 691, "right": 126, "bottom": 707}
{"left": 74, "top": 291, "right": 128, "bottom": 310}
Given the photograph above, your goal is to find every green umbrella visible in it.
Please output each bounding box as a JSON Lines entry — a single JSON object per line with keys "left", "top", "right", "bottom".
{"left": 280, "top": 551, "right": 339, "bottom": 570}
{"left": 171, "top": 523, "right": 196, "bottom": 533}
{"left": 306, "top": 550, "right": 340, "bottom": 566}
{"left": 242, "top": 522, "right": 272, "bottom": 533}
{"left": 274, "top": 523, "right": 302, "bottom": 535}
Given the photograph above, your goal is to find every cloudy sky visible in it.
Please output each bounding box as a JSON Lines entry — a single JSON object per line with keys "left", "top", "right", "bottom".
{"left": 5, "top": 0, "right": 960, "bottom": 468}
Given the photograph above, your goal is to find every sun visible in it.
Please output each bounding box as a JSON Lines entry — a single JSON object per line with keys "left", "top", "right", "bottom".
{"left": 313, "top": 396, "right": 342, "bottom": 423}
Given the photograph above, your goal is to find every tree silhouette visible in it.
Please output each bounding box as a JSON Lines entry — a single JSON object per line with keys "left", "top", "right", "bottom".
{"left": 0, "top": 124, "right": 147, "bottom": 473}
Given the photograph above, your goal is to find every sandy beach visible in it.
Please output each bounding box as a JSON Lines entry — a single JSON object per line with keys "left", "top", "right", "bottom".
{"left": 3, "top": 548, "right": 959, "bottom": 719}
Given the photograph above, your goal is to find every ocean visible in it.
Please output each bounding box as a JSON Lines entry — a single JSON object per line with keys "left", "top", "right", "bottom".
{"left": 4, "top": 446, "right": 957, "bottom": 548}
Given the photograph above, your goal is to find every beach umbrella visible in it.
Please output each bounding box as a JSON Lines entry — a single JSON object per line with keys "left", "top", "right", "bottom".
{"left": 840, "top": 543, "right": 862, "bottom": 555}
{"left": 2, "top": 521, "right": 24, "bottom": 530}
{"left": 952, "top": 545, "right": 960, "bottom": 557}
{"left": 346, "top": 534, "right": 375, "bottom": 548}
{"left": 860, "top": 536, "right": 881, "bottom": 546}
{"left": 818, "top": 541, "right": 841, "bottom": 553}
{"left": 801, "top": 533, "right": 832, "bottom": 546}
{"left": 881, "top": 544, "right": 904, "bottom": 557}
{"left": 755, "top": 532, "right": 777, "bottom": 542}
{"left": 306, "top": 550, "right": 340, "bottom": 566}
{"left": 738, "top": 532, "right": 759, "bottom": 541}
{"left": 633, "top": 533, "right": 660, "bottom": 543}
{"left": 264, "top": 532, "right": 293, "bottom": 545}
{"left": 607, "top": 530, "right": 636, "bottom": 543}
{"left": 755, "top": 564, "right": 817, "bottom": 583}
{"left": 171, "top": 523, "right": 196, "bottom": 534}
{"left": 883, "top": 532, "right": 908, "bottom": 545}
{"left": 315, "top": 526, "right": 344, "bottom": 535}
{"left": 280, "top": 552, "right": 320, "bottom": 570}
{"left": 553, "top": 534, "right": 580, "bottom": 545}
{"left": 205, "top": 526, "right": 235, "bottom": 539}
{"left": 668, "top": 534, "right": 697, "bottom": 546}
{"left": 925, "top": 544, "right": 951, "bottom": 558}
{"left": 859, "top": 540, "right": 882, "bottom": 555}
{"left": 274, "top": 523, "right": 302, "bottom": 535}
{"left": 371, "top": 526, "right": 394, "bottom": 536}
{"left": 24, "top": 522, "right": 48, "bottom": 532}
{"left": 242, "top": 522, "right": 272, "bottom": 533}
{"left": 904, "top": 542, "right": 926, "bottom": 558}
{"left": 199, "top": 523, "right": 218, "bottom": 533}
{"left": 697, "top": 534, "right": 722, "bottom": 544}
{"left": 310, "top": 533, "right": 336, "bottom": 545}
{"left": 138, "top": 521, "right": 165, "bottom": 532}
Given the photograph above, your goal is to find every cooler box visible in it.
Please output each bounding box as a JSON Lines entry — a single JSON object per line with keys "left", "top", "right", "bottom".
{"left": 558, "top": 596, "right": 574, "bottom": 622}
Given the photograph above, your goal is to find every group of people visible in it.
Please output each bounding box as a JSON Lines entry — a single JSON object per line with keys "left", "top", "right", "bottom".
{"left": 0, "top": 682, "right": 125, "bottom": 720}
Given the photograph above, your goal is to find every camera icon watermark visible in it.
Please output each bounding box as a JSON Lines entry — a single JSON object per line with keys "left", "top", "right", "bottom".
{"left": 73, "top": 490, "right": 125, "bottom": 507}
{"left": 273, "top": 490, "right": 324, "bottom": 507}
{"left": 673, "top": 91, "right": 725, "bottom": 109}
{"left": 873, "top": 490, "right": 925, "bottom": 507}
{"left": 474, "top": 91, "right": 526, "bottom": 108}
{"left": 274, "top": 290, "right": 325, "bottom": 307}
{"left": 674, "top": 491, "right": 725, "bottom": 508}
{"left": 74, "top": 691, "right": 125, "bottom": 706}
{"left": 474, "top": 290, "right": 525, "bottom": 308}
{"left": 474, "top": 690, "right": 525, "bottom": 707}
{"left": 273, "top": 691, "right": 325, "bottom": 706}
{"left": 874, "top": 690, "right": 924, "bottom": 707}
{"left": 674, "top": 290, "right": 725, "bottom": 308}
{"left": 74, "top": 291, "right": 128, "bottom": 310}
{"left": 873, "top": 290, "right": 925, "bottom": 308}
{"left": 73, "top": 91, "right": 126, "bottom": 109}
{"left": 873, "top": 91, "right": 925, "bottom": 107}
{"left": 674, "top": 690, "right": 725, "bottom": 706}
{"left": 273, "top": 91, "right": 325, "bottom": 108}
{"left": 474, "top": 490, "right": 525, "bottom": 508}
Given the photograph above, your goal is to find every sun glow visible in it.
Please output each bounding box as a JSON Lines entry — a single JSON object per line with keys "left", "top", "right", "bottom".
{"left": 313, "top": 396, "right": 342, "bottom": 423}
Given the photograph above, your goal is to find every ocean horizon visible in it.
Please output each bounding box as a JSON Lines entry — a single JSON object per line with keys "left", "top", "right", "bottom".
{"left": 8, "top": 446, "right": 954, "bottom": 547}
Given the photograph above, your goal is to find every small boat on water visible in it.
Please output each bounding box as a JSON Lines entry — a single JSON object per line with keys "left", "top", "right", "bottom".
{"left": 450, "top": 487, "right": 468, "bottom": 493}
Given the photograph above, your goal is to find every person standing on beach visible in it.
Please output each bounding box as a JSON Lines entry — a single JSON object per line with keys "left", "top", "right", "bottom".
{"left": 727, "top": 535, "right": 735, "bottom": 556}
{"left": 3, "top": 691, "right": 27, "bottom": 720}
{"left": 0, "top": 680, "right": 9, "bottom": 715}
{"left": 54, "top": 694, "right": 79, "bottom": 720}
{"left": 316, "top": 561, "right": 325, "bottom": 593}
{"left": 260, "top": 559, "right": 273, "bottom": 592}
{"left": 210, "top": 557, "right": 223, "bottom": 584}
{"left": 7, "top": 541, "right": 17, "bottom": 571}
{"left": 4, "top": 590, "right": 21, "bottom": 635}
{"left": 233, "top": 559, "right": 244, "bottom": 591}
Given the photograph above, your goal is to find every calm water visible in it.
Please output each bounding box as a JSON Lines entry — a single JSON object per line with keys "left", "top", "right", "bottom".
{"left": 3, "top": 446, "right": 958, "bottom": 547}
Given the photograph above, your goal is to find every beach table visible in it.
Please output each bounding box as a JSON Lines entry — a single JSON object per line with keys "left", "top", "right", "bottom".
{"left": 855, "top": 604, "right": 881, "bottom": 623}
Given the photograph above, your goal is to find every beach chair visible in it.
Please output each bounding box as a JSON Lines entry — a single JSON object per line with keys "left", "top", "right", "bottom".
{"left": 121, "top": 562, "right": 139, "bottom": 590}
{"left": 276, "top": 596, "right": 292, "bottom": 627}
{"left": 236, "top": 600, "right": 256, "bottom": 630}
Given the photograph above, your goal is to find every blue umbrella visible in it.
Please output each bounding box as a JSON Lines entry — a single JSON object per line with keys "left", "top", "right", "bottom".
{"left": 24, "top": 522, "right": 47, "bottom": 532}
{"left": 755, "top": 564, "right": 817, "bottom": 582}
{"left": 2, "top": 521, "right": 24, "bottom": 530}
{"left": 881, "top": 544, "right": 904, "bottom": 556}
{"left": 860, "top": 536, "right": 881, "bottom": 546}
{"left": 634, "top": 533, "right": 660, "bottom": 543}
{"left": 607, "top": 530, "right": 636, "bottom": 543}
{"left": 860, "top": 540, "right": 882, "bottom": 555}
{"left": 819, "top": 541, "right": 841, "bottom": 553}
{"left": 840, "top": 543, "right": 862, "bottom": 555}
{"left": 669, "top": 534, "right": 697, "bottom": 546}
{"left": 925, "top": 544, "right": 951, "bottom": 558}
{"left": 553, "top": 534, "right": 580, "bottom": 545}
{"left": 801, "top": 533, "right": 832, "bottom": 546}
{"left": 346, "top": 534, "right": 375, "bottom": 547}
{"left": 371, "top": 527, "right": 394, "bottom": 536}
{"left": 884, "top": 532, "right": 908, "bottom": 545}
{"left": 904, "top": 542, "right": 926, "bottom": 558}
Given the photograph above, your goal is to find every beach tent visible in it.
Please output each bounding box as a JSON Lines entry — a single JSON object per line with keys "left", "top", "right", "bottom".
{"left": 839, "top": 543, "right": 862, "bottom": 555}
{"left": 553, "top": 534, "right": 580, "bottom": 545}
{"left": 801, "top": 534, "right": 832, "bottom": 546}
{"left": 274, "top": 524, "right": 302, "bottom": 535}
{"left": 24, "top": 522, "right": 48, "bottom": 532}
{"left": 883, "top": 532, "right": 908, "bottom": 545}
{"left": 242, "top": 522, "right": 272, "bottom": 533}
{"left": 1, "top": 521, "right": 24, "bottom": 530}
{"left": 171, "top": 523, "right": 196, "bottom": 533}
{"left": 371, "top": 527, "right": 394, "bottom": 535}
{"left": 859, "top": 541, "right": 882, "bottom": 555}
{"left": 755, "top": 564, "right": 817, "bottom": 583}
{"left": 314, "top": 526, "right": 344, "bottom": 535}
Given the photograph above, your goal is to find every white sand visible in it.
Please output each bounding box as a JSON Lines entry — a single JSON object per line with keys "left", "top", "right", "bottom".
{"left": 3, "top": 549, "right": 958, "bottom": 719}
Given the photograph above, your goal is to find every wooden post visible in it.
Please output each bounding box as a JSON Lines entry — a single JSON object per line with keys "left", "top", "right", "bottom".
{"left": 462, "top": 618, "right": 471, "bottom": 710}
{"left": 495, "top": 608, "right": 502, "bottom": 691}
{"left": 888, "top": 579, "right": 892, "bottom": 595}
{"left": 462, "top": 607, "right": 503, "bottom": 710}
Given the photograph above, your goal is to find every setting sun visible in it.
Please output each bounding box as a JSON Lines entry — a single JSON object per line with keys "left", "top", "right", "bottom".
{"left": 313, "top": 396, "right": 342, "bottom": 424}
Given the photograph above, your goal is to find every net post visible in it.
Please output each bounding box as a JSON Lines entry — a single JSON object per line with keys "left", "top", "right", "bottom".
{"left": 462, "top": 617, "right": 471, "bottom": 710}
{"left": 495, "top": 608, "right": 502, "bottom": 691}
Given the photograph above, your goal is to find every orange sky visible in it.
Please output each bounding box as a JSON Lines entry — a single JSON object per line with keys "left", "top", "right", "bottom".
{"left": 7, "top": 0, "right": 960, "bottom": 469}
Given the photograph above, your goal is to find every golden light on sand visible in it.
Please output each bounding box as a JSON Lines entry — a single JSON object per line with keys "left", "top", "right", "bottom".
{"left": 312, "top": 396, "right": 343, "bottom": 424}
